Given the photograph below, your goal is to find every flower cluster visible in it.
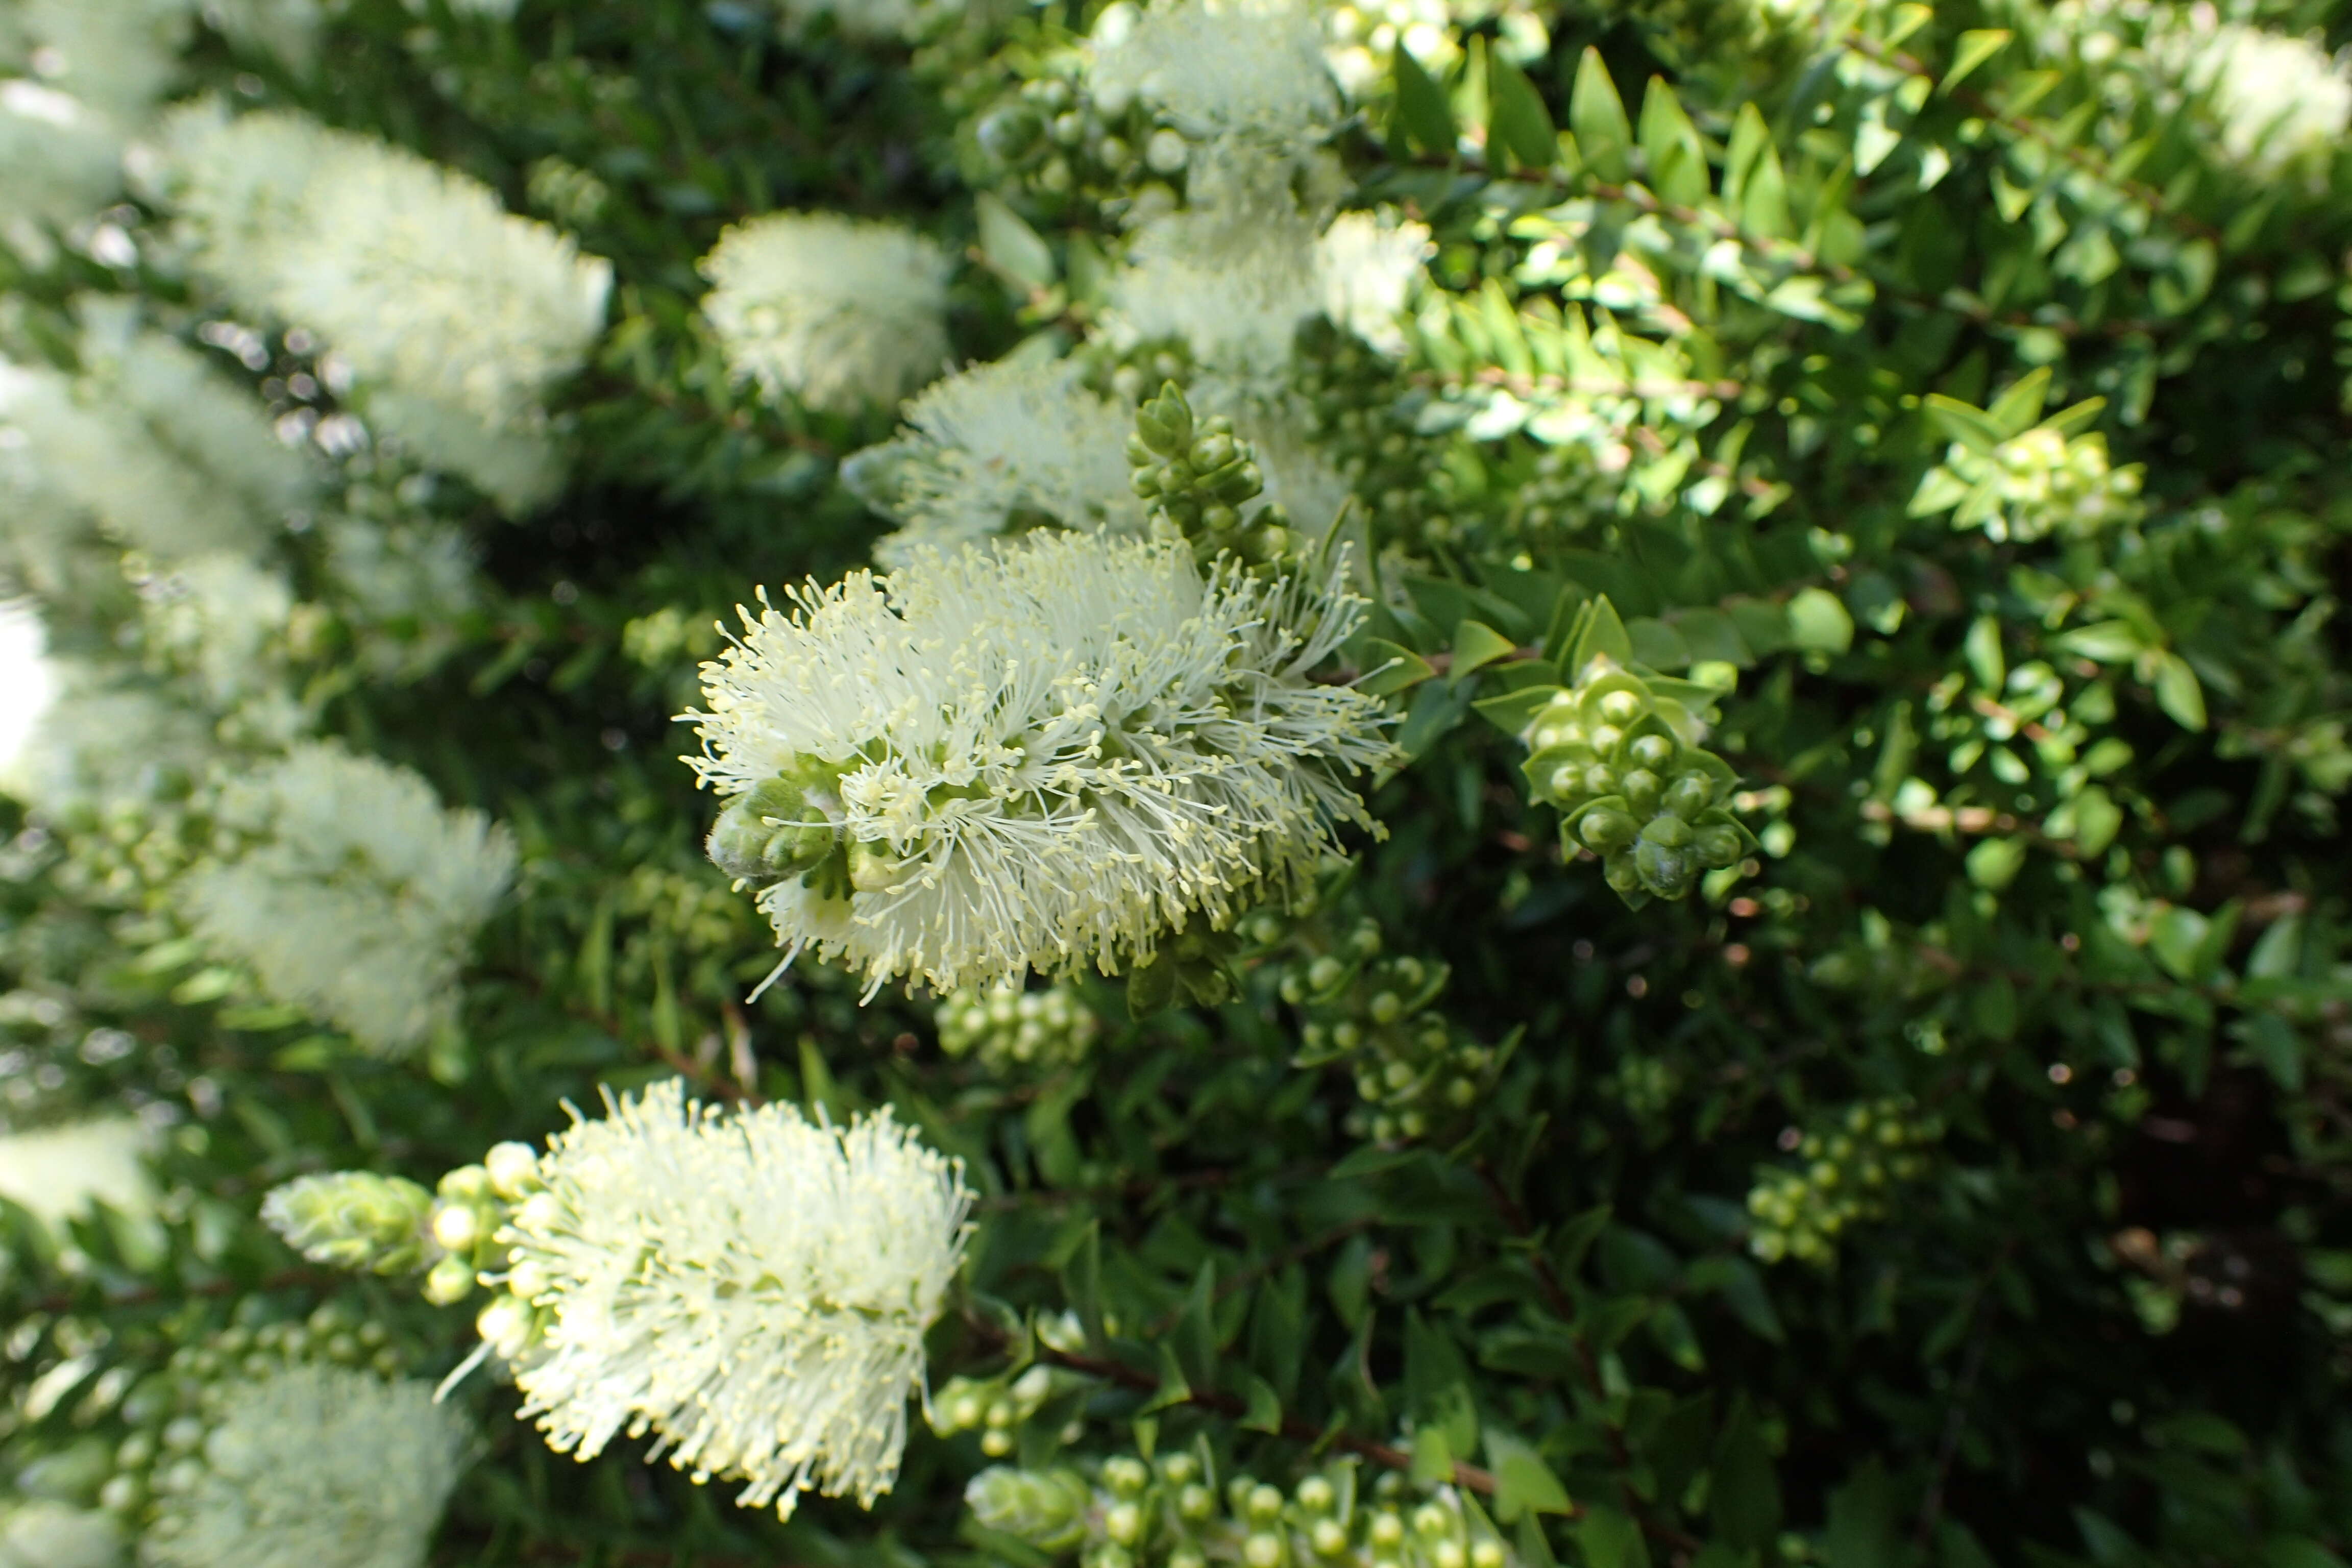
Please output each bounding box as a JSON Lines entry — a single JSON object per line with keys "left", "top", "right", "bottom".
{"left": 155, "top": 105, "right": 611, "bottom": 508}
{"left": 688, "top": 528, "right": 1389, "bottom": 993}
{"left": 183, "top": 743, "right": 517, "bottom": 1053}
{"left": 700, "top": 212, "right": 952, "bottom": 413}
{"left": 845, "top": 356, "right": 1147, "bottom": 566}
{"left": 467, "top": 1081, "right": 972, "bottom": 1517}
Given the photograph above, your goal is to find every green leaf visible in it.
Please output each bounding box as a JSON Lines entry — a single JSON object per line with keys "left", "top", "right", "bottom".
{"left": 1172, "top": 1261, "right": 1218, "bottom": 1390}
{"left": 975, "top": 192, "right": 1056, "bottom": 291}
{"left": 1361, "top": 639, "right": 1438, "bottom": 697}
{"left": 1573, "top": 1504, "right": 1650, "bottom": 1568}
{"left": 1392, "top": 46, "right": 1458, "bottom": 158}
{"left": 1484, "top": 1428, "right": 1575, "bottom": 1523}
{"left": 1237, "top": 1369, "right": 1284, "bottom": 1433}
{"left": 1475, "top": 683, "right": 1565, "bottom": 737}
{"left": 1966, "top": 836, "right": 2027, "bottom": 891}
{"left": 2057, "top": 622, "right": 2145, "bottom": 663}
{"left": 1627, "top": 616, "right": 1690, "bottom": 670}
{"left": 1823, "top": 1462, "right": 1899, "bottom": 1568}
{"left": 1711, "top": 1396, "right": 1782, "bottom": 1548}
{"left": 1567, "top": 596, "right": 1635, "bottom": 673}
{"left": 1451, "top": 619, "right": 1520, "bottom": 680}
{"left": 1943, "top": 29, "right": 2012, "bottom": 91}
{"left": 1405, "top": 1309, "right": 1481, "bottom": 1454}
{"left": 2071, "top": 783, "right": 2122, "bottom": 856}
{"left": 2149, "top": 650, "right": 2207, "bottom": 731}
{"left": 1923, "top": 394, "right": 2008, "bottom": 453}
{"left": 1785, "top": 588, "right": 1854, "bottom": 655}
{"left": 1985, "top": 367, "right": 2052, "bottom": 436}
{"left": 1062, "top": 1222, "right": 1107, "bottom": 1353}
{"left": 1570, "top": 47, "right": 1633, "bottom": 182}
{"left": 1636, "top": 77, "right": 1709, "bottom": 205}
{"left": 1739, "top": 143, "right": 1792, "bottom": 239}
{"left": 1486, "top": 48, "right": 1556, "bottom": 170}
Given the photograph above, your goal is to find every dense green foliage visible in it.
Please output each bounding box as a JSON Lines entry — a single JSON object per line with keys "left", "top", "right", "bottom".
{"left": 6, "top": 0, "right": 2352, "bottom": 1565}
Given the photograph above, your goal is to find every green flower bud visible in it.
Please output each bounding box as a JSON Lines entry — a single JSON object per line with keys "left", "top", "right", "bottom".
{"left": 965, "top": 1465, "right": 1095, "bottom": 1548}
{"left": 1622, "top": 769, "right": 1662, "bottom": 814}
{"left": 1578, "top": 809, "right": 1639, "bottom": 853}
{"left": 261, "top": 1171, "right": 436, "bottom": 1276}
{"left": 1662, "top": 773, "right": 1715, "bottom": 820}
{"left": 1627, "top": 733, "right": 1676, "bottom": 770}
{"left": 1695, "top": 825, "right": 1744, "bottom": 868}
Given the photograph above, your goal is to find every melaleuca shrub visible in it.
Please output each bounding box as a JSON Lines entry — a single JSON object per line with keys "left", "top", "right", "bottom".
{"left": 3, "top": 1, "right": 2351, "bottom": 1566}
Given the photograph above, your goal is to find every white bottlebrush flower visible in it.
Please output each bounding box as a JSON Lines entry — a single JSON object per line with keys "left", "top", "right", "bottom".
{"left": 262, "top": 146, "right": 613, "bottom": 429}
{"left": 14, "top": 0, "right": 192, "bottom": 125}
{"left": 2193, "top": 24, "right": 2351, "bottom": 173}
{"left": 184, "top": 742, "right": 518, "bottom": 1054}
{"left": 686, "top": 529, "right": 1389, "bottom": 993}
{"left": 496, "top": 1079, "right": 973, "bottom": 1518}
{"left": 136, "top": 553, "right": 297, "bottom": 709}
{"left": 700, "top": 212, "right": 952, "bottom": 413}
{"left": 141, "top": 1363, "right": 469, "bottom": 1568}
{"left": 0, "top": 82, "right": 129, "bottom": 254}
{"left": 152, "top": 105, "right": 610, "bottom": 509}
{"left": 359, "top": 386, "right": 566, "bottom": 514}
{"left": 0, "top": 1501, "right": 124, "bottom": 1568}
{"left": 770, "top": 0, "right": 927, "bottom": 42}
{"left": 1111, "top": 187, "right": 1325, "bottom": 399}
{"left": 9, "top": 664, "right": 216, "bottom": 819}
{"left": 1315, "top": 209, "right": 1432, "bottom": 356}
{"left": 0, "top": 331, "right": 305, "bottom": 562}
{"left": 847, "top": 355, "right": 1147, "bottom": 566}
{"left": 0, "top": 1116, "right": 155, "bottom": 1226}
{"left": 0, "top": 601, "right": 59, "bottom": 796}
{"left": 202, "top": 0, "right": 330, "bottom": 68}
{"left": 1113, "top": 190, "right": 1429, "bottom": 382}
{"left": 1090, "top": 0, "right": 1338, "bottom": 158}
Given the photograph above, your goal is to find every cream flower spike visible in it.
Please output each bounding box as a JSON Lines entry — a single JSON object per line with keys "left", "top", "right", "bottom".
{"left": 141, "top": 1364, "right": 469, "bottom": 1568}
{"left": 488, "top": 1081, "right": 973, "bottom": 1518}
{"left": 686, "top": 528, "right": 1391, "bottom": 995}
{"left": 699, "top": 212, "right": 953, "bottom": 413}
{"left": 848, "top": 355, "right": 1148, "bottom": 567}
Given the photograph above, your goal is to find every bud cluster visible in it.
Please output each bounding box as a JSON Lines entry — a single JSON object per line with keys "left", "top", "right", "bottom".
{"left": 76, "top": 1307, "right": 403, "bottom": 1526}
{"left": 1745, "top": 1097, "right": 1943, "bottom": 1265}
{"left": 928, "top": 1365, "right": 1076, "bottom": 1456}
{"left": 1129, "top": 382, "right": 1310, "bottom": 573}
{"left": 261, "top": 1169, "right": 437, "bottom": 1276}
{"left": 938, "top": 981, "right": 1102, "bottom": 1074}
{"left": 968, "top": 64, "right": 1185, "bottom": 217}
{"left": 1927, "top": 426, "right": 2144, "bottom": 544}
{"left": 1239, "top": 886, "right": 1503, "bottom": 1145}
{"left": 704, "top": 755, "right": 853, "bottom": 902}
{"left": 968, "top": 1448, "right": 1515, "bottom": 1568}
{"left": 55, "top": 797, "right": 202, "bottom": 912}
{"left": 1518, "top": 653, "right": 1751, "bottom": 904}
{"left": 421, "top": 1140, "right": 541, "bottom": 1313}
